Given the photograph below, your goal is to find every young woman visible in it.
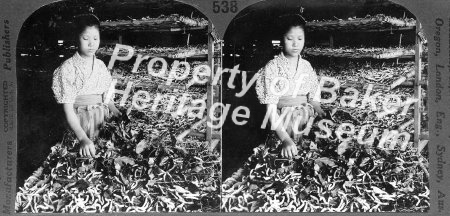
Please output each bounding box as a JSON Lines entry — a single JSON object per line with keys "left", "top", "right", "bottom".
{"left": 52, "top": 14, "right": 121, "bottom": 158}
{"left": 256, "top": 14, "right": 325, "bottom": 159}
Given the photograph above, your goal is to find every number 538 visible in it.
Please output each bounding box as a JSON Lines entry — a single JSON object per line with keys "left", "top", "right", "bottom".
{"left": 213, "top": 0, "right": 238, "bottom": 13}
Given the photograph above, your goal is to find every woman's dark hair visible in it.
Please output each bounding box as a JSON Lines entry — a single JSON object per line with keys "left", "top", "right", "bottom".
{"left": 73, "top": 14, "right": 100, "bottom": 37}
{"left": 276, "top": 14, "right": 307, "bottom": 42}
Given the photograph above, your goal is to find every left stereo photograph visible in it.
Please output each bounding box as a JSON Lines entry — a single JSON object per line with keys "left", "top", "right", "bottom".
{"left": 15, "top": 0, "right": 222, "bottom": 213}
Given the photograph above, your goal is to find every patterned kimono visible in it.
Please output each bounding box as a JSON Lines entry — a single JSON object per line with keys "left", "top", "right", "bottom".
{"left": 255, "top": 52, "right": 321, "bottom": 142}
{"left": 52, "top": 52, "right": 112, "bottom": 139}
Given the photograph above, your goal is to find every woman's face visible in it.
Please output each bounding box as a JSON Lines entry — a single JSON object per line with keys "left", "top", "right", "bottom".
{"left": 282, "top": 26, "right": 305, "bottom": 58}
{"left": 78, "top": 26, "right": 100, "bottom": 58}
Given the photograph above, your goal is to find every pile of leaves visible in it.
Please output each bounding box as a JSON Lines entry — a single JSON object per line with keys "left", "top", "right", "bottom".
{"left": 16, "top": 99, "right": 220, "bottom": 213}
{"left": 222, "top": 138, "right": 429, "bottom": 212}
{"left": 222, "top": 60, "right": 429, "bottom": 212}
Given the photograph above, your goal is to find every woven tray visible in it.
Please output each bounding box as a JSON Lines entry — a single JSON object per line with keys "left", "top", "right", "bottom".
{"left": 304, "top": 47, "right": 416, "bottom": 59}
{"left": 97, "top": 45, "right": 208, "bottom": 59}
{"left": 307, "top": 14, "right": 416, "bottom": 32}
{"left": 101, "top": 14, "right": 208, "bottom": 32}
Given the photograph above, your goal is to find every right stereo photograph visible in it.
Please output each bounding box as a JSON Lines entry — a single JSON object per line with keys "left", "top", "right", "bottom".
{"left": 221, "top": 0, "right": 429, "bottom": 212}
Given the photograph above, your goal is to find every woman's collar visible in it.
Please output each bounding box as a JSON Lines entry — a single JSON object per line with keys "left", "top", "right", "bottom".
{"left": 278, "top": 52, "right": 303, "bottom": 64}
{"left": 73, "top": 51, "right": 95, "bottom": 65}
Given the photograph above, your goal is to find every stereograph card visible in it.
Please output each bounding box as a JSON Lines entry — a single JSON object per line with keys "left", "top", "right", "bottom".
{"left": 0, "top": 0, "right": 449, "bottom": 215}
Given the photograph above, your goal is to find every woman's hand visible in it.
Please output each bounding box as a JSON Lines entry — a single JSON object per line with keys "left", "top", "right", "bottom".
{"left": 281, "top": 139, "right": 298, "bottom": 159}
{"left": 79, "top": 138, "right": 96, "bottom": 157}
{"left": 310, "top": 101, "right": 326, "bottom": 118}
{"left": 63, "top": 104, "right": 96, "bottom": 157}
{"left": 265, "top": 104, "right": 299, "bottom": 159}
{"left": 111, "top": 106, "right": 122, "bottom": 117}
{"left": 108, "top": 101, "right": 122, "bottom": 117}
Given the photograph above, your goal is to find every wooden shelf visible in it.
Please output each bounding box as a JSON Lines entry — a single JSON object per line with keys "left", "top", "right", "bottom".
{"left": 322, "top": 79, "right": 427, "bottom": 91}
{"left": 96, "top": 46, "right": 209, "bottom": 60}
{"left": 307, "top": 15, "right": 416, "bottom": 32}
{"left": 113, "top": 78, "right": 207, "bottom": 91}
{"left": 102, "top": 25, "right": 207, "bottom": 33}
{"left": 17, "top": 67, "right": 48, "bottom": 73}
{"left": 100, "top": 16, "right": 208, "bottom": 33}
{"left": 304, "top": 47, "right": 417, "bottom": 59}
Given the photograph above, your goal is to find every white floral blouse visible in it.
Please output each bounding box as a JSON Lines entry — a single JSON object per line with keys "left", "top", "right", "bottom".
{"left": 52, "top": 52, "right": 112, "bottom": 104}
{"left": 255, "top": 52, "right": 321, "bottom": 105}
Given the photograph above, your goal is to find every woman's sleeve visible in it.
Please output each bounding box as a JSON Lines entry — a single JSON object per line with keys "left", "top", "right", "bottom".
{"left": 306, "top": 62, "right": 321, "bottom": 103}
{"left": 100, "top": 61, "right": 113, "bottom": 94}
{"left": 255, "top": 61, "right": 280, "bottom": 104}
{"left": 312, "top": 83, "right": 321, "bottom": 102}
{"left": 51, "top": 63, "right": 77, "bottom": 104}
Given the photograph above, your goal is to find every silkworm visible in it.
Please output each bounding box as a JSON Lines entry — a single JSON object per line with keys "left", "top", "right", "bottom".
{"left": 83, "top": 194, "right": 91, "bottom": 204}
{"left": 298, "top": 200, "right": 306, "bottom": 211}
{"left": 84, "top": 204, "right": 99, "bottom": 213}
{"left": 327, "top": 181, "right": 336, "bottom": 191}
{"left": 242, "top": 192, "right": 253, "bottom": 203}
{"left": 155, "top": 202, "right": 160, "bottom": 212}
{"left": 279, "top": 200, "right": 295, "bottom": 211}
{"left": 280, "top": 173, "right": 292, "bottom": 182}
{"left": 35, "top": 184, "right": 48, "bottom": 195}
{"left": 265, "top": 167, "right": 270, "bottom": 176}
{"left": 174, "top": 192, "right": 189, "bottom": 204}
{"left": 230, "top": 206, "right": 248, "bottom": 212}
{"left": 101, "top": 199, "right": 111, "bottom": 212}
{"left": 237, "top": 195, "right": 245, "bottom": 206}
{"left": 123, "top": 194, "right": 133, "bottom": 204}
{"left": 266, "top": 189, "right": 276, "bottom": 196}
{"left": 283, "top": 191, "right": 291, "bottom": 204}
{"left": 261, "top": 202, "right": 270, "bottom": 212}
{"left": 174, "top": 203, "right": 185, "bottom": 212}
{"left": 271, "top": 193, "right": 281, "bottom": 205}
{"left": 230, "top": 185, "right": 245, "bottom": 196}
{"left": 36, "top": 204, "right": 52, "bottom": 212}
{"left": 183, "top": 194, "right": 200, "bottom": 200}
{"left": 335, "top": 198, "right": 345, "bottom": 211}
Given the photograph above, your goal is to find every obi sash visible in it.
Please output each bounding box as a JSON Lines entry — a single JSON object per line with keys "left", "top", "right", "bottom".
{"left": 277, "top": 95, "right": 309, "bottom": 109}
{"left": 74, "top": 94, "right": 103, "bottom": 107}
{"left": 73, "top": 94, "right": 109, "bottom": 139}
{"left": 276, "top": 94, "right": 314, "bottom": 142}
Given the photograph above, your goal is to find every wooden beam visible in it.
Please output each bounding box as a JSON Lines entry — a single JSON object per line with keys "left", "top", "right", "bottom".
{"left": 417, "top": 139, "right": 428, "bottom": 154}
{"left": 329, "top": 34, "right": 334, "bottom": 48}
{"left": 420, "top": 131, "right": 429, "bottom": 140}
{"left": 188, "top": 131, "right": 206, "bottom": 138}
{"left": 209, "top": 139, "right": 220, "bottom": 152}
{"left": 206, "top": 21, "right": 214, "bottom": 142}
{"left": 413, "top": 22, "right": 423, "bottom": 147}
{"left": 395, "top": 80, "right": 427, "bottom": 88}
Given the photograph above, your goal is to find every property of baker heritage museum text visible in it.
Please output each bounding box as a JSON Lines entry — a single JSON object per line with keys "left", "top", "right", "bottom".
{"left": 14, "top": 0, "right": 429, "bottom": 213}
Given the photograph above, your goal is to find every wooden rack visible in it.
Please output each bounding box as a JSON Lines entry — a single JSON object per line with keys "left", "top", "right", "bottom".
{"left": 307, "top": 16, "right": 427, "bottom": 149}
{"left": 100, "top": 16, "right": 208, "bottom": 33}
{"left": 306, "top": 15, "right": 416, "bottom": 32}
{"left": 96, "top": 46, "right": 209, "bottom": 60}
{"left": 99, "top": 15, "right": 222, "bottom": 148}
{"left": 304, "top": 47, "right": 417, "bottom": 59}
